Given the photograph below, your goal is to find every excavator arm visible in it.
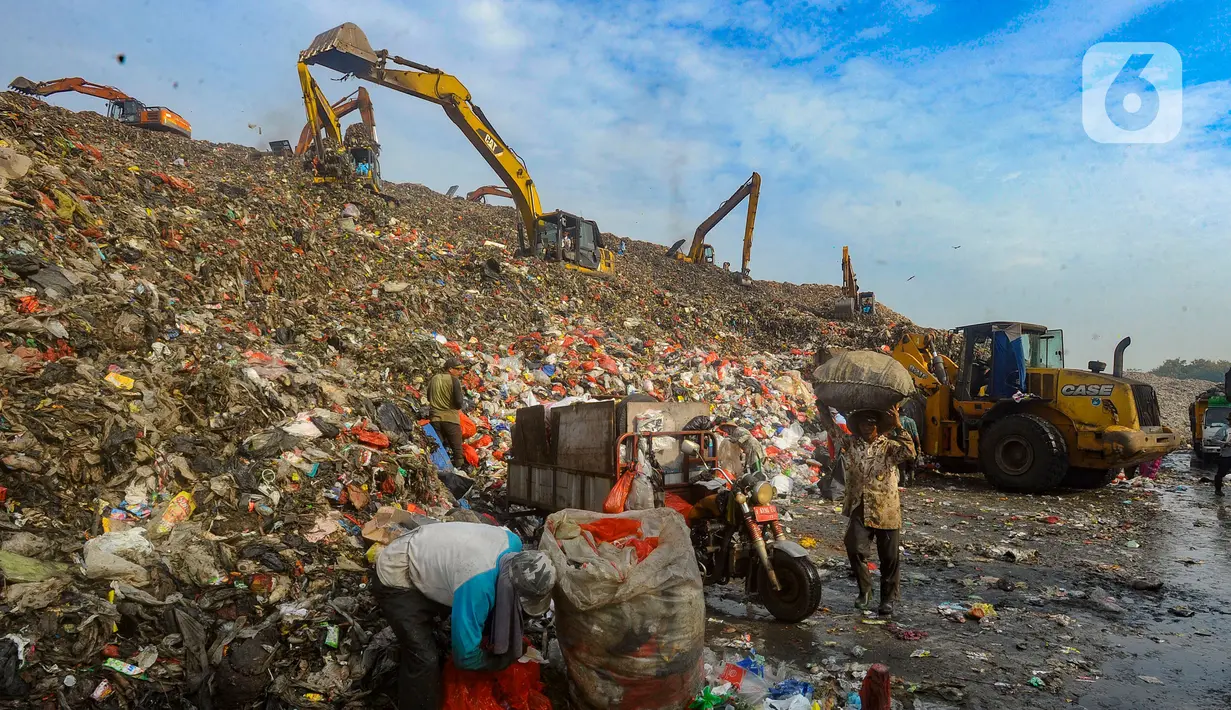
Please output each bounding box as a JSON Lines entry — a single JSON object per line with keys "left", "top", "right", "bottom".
{"left": 9, "top": 76, "right": 132, "bottom": 102}
{"left": 297, "top": 62, "right": 345, "bottom": 159}
{"left": 466, "top": 185, "right": 513, "bottom": 202}
{"left": 686, "top": 172, "right": 761, "bottom": 265}
{"left": 300, "top": 23, "right": 543, "bottom": 236}
{"left": 295, "top": 86, "right": 374, "bottom": 155}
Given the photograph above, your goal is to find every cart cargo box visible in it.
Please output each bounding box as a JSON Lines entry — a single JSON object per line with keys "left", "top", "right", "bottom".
{"left": 506, "top": 398, "right": 731, "bottom": 513}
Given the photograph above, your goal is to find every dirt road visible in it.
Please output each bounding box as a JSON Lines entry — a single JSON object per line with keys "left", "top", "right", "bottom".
{"left": 703, "top": 452, "right": 1231, "bottom": 709}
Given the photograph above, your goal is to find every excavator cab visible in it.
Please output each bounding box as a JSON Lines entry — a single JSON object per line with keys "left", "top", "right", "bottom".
{"left": 534, "top": 212, "right": 611, "bottom": 274}
{"left": 106, "top": 99, "right": 144, "bottom": 122}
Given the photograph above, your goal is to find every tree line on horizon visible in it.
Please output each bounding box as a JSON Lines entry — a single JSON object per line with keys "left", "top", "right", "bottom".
{"left": 1149, "top": 358, "right": 1231, "bottom": 382}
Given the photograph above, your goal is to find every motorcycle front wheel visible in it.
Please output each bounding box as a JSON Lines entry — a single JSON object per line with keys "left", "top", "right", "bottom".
{"left": 758, "top": 553, "right": 823, "bottom": 623}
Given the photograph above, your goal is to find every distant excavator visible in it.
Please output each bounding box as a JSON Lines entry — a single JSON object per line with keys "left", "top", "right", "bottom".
{"left": 296, "top": 62, "right": 381, "bottom": 193}
{"left": 299, "top": 22, "right": 615, "bottom": 276}
{"left": 466, "top": 185, "right": 512, "bottom": 203}
{"left": 8, "top": 76, "right": 191, "bottom": 138}
{"left": 835, "top": 246, "right": 876, "bottom": 318}
{"left": 667, "top": 172, "right": 760, "bottom": 286}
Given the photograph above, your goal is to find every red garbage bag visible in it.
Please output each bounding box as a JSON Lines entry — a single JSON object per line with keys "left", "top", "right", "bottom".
{"left": 602, "top": 470, "right": 635, "bottom": 514}
{"left": 459, "top": 412, "right": 478, "bottom": 438}
{"left": 463, "top": 444, "right": 480, "bottom": 468}
{"left": 664, "top": 493, "right": 693, "bottom": 518}
{"left": 443, "top": 658, "right": 552, "bottom": 710}
{"left": 581, "top": 516, "right": 642, "bottom": 544}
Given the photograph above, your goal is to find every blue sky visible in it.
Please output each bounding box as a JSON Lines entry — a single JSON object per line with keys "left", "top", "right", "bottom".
{"left": 4, "top": 0, "right": 1229, "bottom": 369}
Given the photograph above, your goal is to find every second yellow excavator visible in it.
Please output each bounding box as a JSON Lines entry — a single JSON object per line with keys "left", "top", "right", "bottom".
{"left": 297, "top": 61, "right": 381, "bottom": 193}
{"left": 299, "top": 23, "right": 614, "bottom": 276}
{"left": 667, "top": 172, "right": 760, "bottom": 285}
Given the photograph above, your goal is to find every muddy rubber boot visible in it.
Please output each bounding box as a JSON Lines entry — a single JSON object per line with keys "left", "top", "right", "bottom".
{"left": 877, "top": 601, "right": 894, "bottom": 618}
{"left": 856, "top": 591, "right": 873, "bottom": 611}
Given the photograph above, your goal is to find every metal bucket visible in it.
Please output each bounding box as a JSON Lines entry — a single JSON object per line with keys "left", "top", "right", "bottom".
{"left": 299, "top": 23, "right": 379, "bottom": 77}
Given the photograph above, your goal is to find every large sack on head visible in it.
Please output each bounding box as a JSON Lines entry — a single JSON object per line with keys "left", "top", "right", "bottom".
{"left": 812, "top": 350, "right": 913, "bottom": 412}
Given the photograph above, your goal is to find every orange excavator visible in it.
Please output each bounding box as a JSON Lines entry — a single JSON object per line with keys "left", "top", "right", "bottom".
{"left": 465, "top": 185, "right": 512, "bottom": 203}
{"left": 8, "top": 76, "right": 191, "bottom": 138}
{"left": 294, "top": 86, "right": 375, "bottom": 155}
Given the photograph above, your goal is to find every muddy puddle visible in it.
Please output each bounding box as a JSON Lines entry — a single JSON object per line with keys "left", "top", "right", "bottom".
{"left": 701, "top": 452, "right": 1231, "bottom": 709}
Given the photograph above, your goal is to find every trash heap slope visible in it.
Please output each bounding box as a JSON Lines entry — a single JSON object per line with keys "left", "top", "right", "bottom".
{"left": 1126, "top": 371, "right": 1216, "bottom": 441}
{"left": 0, "top": 92, "right": 941, "bottom": 705}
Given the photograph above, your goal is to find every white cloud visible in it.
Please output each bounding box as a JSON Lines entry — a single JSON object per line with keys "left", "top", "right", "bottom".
{"left": 888, "top": 0, "right": 936, "bottom": 20}
{"left": 857, "top": 25, "right": 892, "bottom": 40}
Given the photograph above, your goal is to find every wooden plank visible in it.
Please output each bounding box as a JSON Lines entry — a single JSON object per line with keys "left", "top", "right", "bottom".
{"left": 512, "top": 406, "right": 548, "bottom": 464}
{"left": 553, "top": 400, "right": 616, "bottom": 474}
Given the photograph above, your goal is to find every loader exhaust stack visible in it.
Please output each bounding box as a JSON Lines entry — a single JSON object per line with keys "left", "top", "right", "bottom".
{"left": 1112, "top": 337, "right": 1130, "bottom": 378}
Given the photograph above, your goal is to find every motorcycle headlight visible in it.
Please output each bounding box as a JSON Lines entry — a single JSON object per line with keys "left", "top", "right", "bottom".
{"left": 754, "top": 481, "right": 774, "bottom": 506}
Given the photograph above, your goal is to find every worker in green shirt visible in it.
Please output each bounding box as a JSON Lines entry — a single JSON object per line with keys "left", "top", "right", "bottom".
{"left": 898, "top": 408, "right": 921, "bottom": 486}
{"left": 429, "top": 358, "right": 469, "bottom": 471}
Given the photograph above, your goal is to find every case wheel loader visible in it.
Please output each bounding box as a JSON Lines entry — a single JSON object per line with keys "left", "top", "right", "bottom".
{"left": 892, "top": 322, "right": 1179, "bottom": 493}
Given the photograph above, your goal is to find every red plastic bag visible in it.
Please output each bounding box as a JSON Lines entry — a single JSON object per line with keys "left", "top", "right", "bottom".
{"left": 602, "top": 470, "right": 635, "bottom": 514}
{"left": 581, "top": 516, "right": 642, "bottom": 543}
{"left": 459, "top": 412, "right": 478, "bottom": 439}
{"left": 443, "top": 658, "right": 552, "bottom": 710}
{"left": 463, "top": 444, "right": 480, "bottom": 467}
{"left": 664, "top": 493, "right": 693, "bottom": 519}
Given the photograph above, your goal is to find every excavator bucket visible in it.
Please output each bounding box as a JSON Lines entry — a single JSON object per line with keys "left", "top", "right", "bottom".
{"left": 8, "top": 77, "right": 39, "bottom": 93}
{"left": 300, "top": 23, "right": 379, "bottom": 77}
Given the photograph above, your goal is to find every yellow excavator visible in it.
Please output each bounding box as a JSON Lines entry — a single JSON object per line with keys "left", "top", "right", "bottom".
{"left": 668, "top": 172, "right": 760, "bottom": 285}
{"left": 891, "top": 324, "right": 1179, "bottom": 492}
{"left": 299, "top": 23, "right": 614, "bottom": 276}
{"left": 834, "top": 246, "right": 877, "bottom": 318}
{"left": 297, "top": 61, "right": 381, "bottom": 193}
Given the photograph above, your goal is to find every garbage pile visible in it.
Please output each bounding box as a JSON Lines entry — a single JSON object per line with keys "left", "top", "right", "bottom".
{"left": 0, "top": 91, "right": 943, "bottom": 706}
{"left": 1124, "top": 371, "right": 1216, "bottom": 441}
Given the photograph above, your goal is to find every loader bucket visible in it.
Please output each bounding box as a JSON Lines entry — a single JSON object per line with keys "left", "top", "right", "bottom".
{"left": 8, "top": 77, "right": 38, "bottom": 93}
{"left": 299, "top": 23, "right": 379, "bottom": 77}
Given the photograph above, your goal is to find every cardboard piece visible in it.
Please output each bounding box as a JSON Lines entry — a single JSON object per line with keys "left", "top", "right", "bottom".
{"left": 361, "top": 506, "right": 435, "bottom": 545}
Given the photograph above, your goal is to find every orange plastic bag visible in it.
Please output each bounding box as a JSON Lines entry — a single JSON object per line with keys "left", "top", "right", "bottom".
{"left": 602, "top": 471, "right": 635, "bottom": 514}
{"left": 459, "top": 412, "right": 478, "bottom": 439}
{"left": 664, "top": 493, "right": 693, "bottom": 519}
{"left": 463, "top": 444, "right": 480, "bottom": 467}
{"left": 581, "top": 517, "right": 642, "bottom": 544}
{"left": 442, "top": 658, "right": 552, "bottom": 710}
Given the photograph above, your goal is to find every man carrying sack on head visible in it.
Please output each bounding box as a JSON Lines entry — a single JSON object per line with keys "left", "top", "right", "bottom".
{"left": 814, "top": 402, "right": 915, "bottom": 618}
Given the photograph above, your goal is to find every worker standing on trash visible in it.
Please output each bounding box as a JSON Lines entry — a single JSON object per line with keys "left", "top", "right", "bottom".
{"left": 429, "top": 357, "right": 470, "bottom": 471}
{"left": 373, "top": 522, "right": 556, "bottom": 710}
{"left": 814, "top": 401, "right": 915, "bottom": 617}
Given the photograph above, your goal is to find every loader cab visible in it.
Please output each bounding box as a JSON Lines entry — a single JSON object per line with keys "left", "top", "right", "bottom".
{"left": 955, "top": 322, "right": 1063, "bottom": 401}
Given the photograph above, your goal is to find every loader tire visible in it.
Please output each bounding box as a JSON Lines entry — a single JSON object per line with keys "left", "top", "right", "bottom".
{"left": 1063, "top": 467, "right": 1117, "bottom": 489}
{"left": 979, "top": 414, "right": 1068, "bottom": 493}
